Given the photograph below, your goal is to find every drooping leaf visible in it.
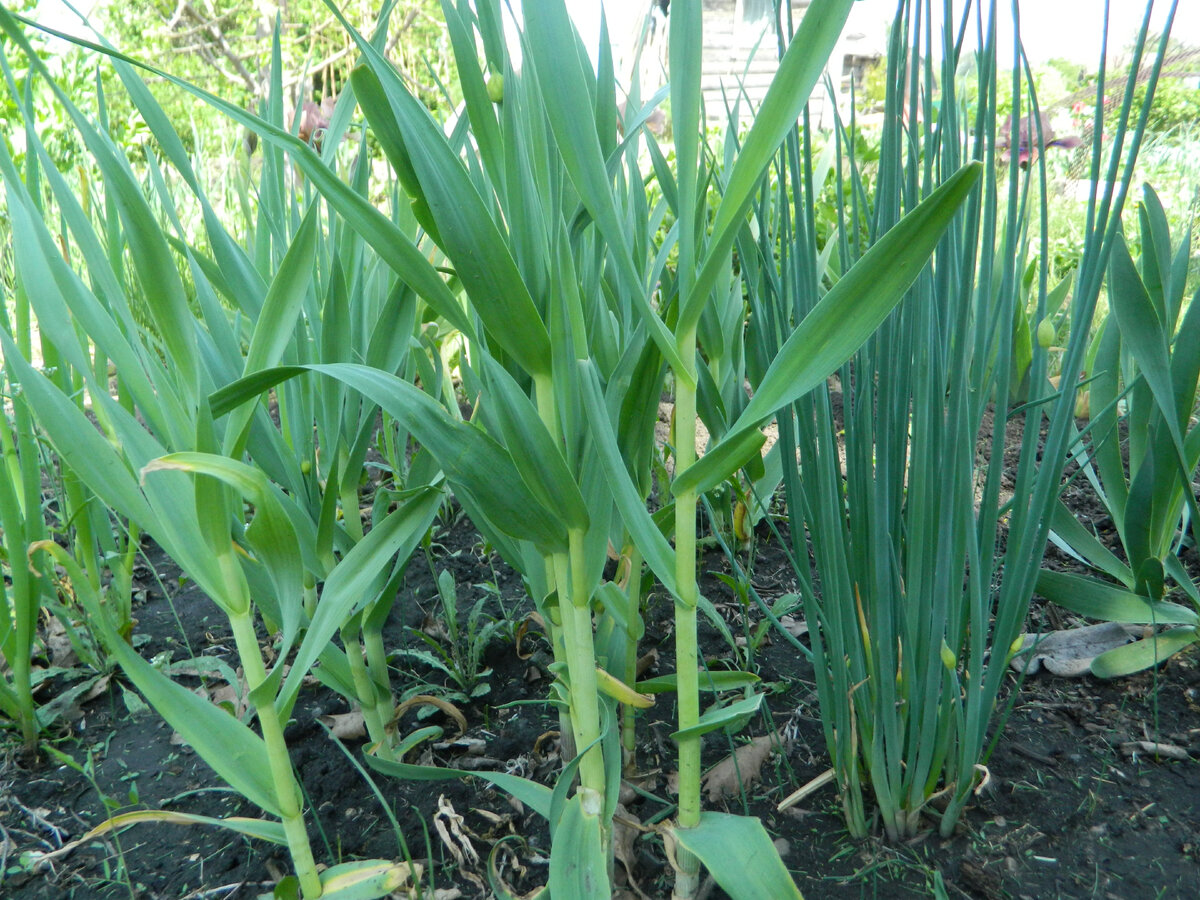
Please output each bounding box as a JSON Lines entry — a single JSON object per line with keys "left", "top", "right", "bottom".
{"left": 1036, "top": 570, "right": 1198, "bottom": 626}
{"left": 1090, "top": 627, "right": 1198, "bottom": 679}
{"left": 83, "top": 811, "right": 287, "bottom": 846}
{"left": 211, "top": 364, "right": 569, "bottom": 552}
{"left": 363, "top": 751, "right": 551, "bottom": 820}
{"left": 32, "top": 543, "right": 282, "bottom": 817}
{"left": 143, "top": 453, "right": 304, "bottom": 654}
{"left": 637, "top": 670, "right": 760, "bottom": 694}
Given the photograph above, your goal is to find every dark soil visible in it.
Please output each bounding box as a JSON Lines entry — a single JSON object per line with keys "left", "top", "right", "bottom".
{"left": 3, "top": 424, "right": 1199, "bottom": 900}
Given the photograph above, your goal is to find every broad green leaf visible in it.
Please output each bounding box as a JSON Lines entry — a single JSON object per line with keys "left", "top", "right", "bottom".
{"left": 671, "top": 692, "right": 764, "bottom": 741}
{"left": 676, "top": 162, "right": 982, "bottom": 496}
{"left": 548, "top": 794, "right": 610, "bottom": 900}
{"left": 521, "top": 0, "right": 690, "bottom": 382}
{"left": 1109, "top": 233, "right": 1191, "bottom": 476}
{"left": 0, "top": 330, "right": 156, "bottom": 530}
{"left": 681, "top": 0, "right": 856, "bottom": 337}
{"left": 211, "top": 364, "right": 568, "bottom": 552}
{"left": 1089, "top": 319, "right": 1129, "bottom": 526}
{"left": 143, "top": 453, "right": 304, "bottom": 654}
{"left": 594, "top": 581, "right": 644, "bottom": 642}
{"left": 83, "top": 811, "right": 287, "bottom": 846}
{"left": 347, "top": 60, "right": 551, "bottom": 376}
{"left": 438, "top": 0, "right": 503, "bottom": 190}
{"left": 1091, "top": 627, "right": 1198, "bottom": 679}
{"left": 482, "top": 358, "right": 589, "bottom": 532}
{"left": 108, "top": 56, "right": 267, "bottom": 319}
{"left": 637, "top": 670, "right": 760, "bottom": 694}
{"left": 0, "top": 330, "right": 241, "bottom": 607}
{"left": 224, "top": 204, "right": 320, "bottom": 456}
{"left": 1036, "top": 570, "right": 1198, "bottom": 626}
{"left": 673, "top": 426, "right": 767, "bottom": 498}
{"left": 4, "top": 146, "right": 179, "bottom": 441}
{"left": 1169, "top": 284, "right": 1200, "bottom": 428}
{"left": 667, "top": 812, "right": 803, "bottom": 900}
{"left": 1047, "top": 500, "right": 1133, "bottom": 588}
{"left": 22, "top": 71, "right": 201, "bottom": 403}
{"left": 1137, "top": 184, "right": 1173, "bottom": 327}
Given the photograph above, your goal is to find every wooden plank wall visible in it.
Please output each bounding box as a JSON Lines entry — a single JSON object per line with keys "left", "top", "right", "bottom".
{"left": 700, "top": 0, "right": 822, "bottom": 126}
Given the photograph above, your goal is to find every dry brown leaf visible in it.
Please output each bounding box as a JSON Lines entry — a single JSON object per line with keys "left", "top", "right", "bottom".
{"left": 619, "top": 771, "right": 660, "bottom": 806}
{"left": 205, "top": 668, "right": 250, "bottom": 719}
{"left": 319, "top": 710, "right": 366, "bottom": 740}
{"left": 421, "top": 615, "right": 451, "bottom": 643}
{"left": 635, "top": 649, "right": 658, "bottom": 678}
{"left": 487, "top": 838, "right": 541, "bottom": 900}
{"left": 779, "top": 615, "right": 809, "bottom": 639}
{"left": 392, "top": 694, "right": 468, "bottom": 738}
{"left": 433, "top": 795, "right": 484, "bottom": 892}
{"left": 613, "top": 804, "right": 652, "bottom": 900}
{"left": 434, "top": 736, "right": 486, "bottom": 756}
{"left": 82, "top": 673, "right": 112, "bottom": 703}
{"left": 44, "top": 616, "right": 77, "bottom": 668}
{"left": 532, "top": 730, "right": 560, "bottom": 759}
{"left": 1011, "top": 623, "right": 1141, "bottom": 677}
{"left": 702, "top": 735, "right": 777, "bottom": 803}
{"left": 472, "top": 808, "right": 509, "bottom": 826}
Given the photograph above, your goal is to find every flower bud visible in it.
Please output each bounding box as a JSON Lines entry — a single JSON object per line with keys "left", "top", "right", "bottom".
{"left": 487, "top": 74, "right": 505, "bottom": 104}
{"left": 940, "top": 639, "right": 957, "bottom": 672}
{"left": 1036, "top": 316, "right": 1056, "bottom": 349}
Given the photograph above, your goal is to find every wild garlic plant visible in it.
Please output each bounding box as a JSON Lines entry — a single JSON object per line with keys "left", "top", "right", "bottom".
{"left": 769, "top": 0, "right": 1178, "bottom": 840}
{"left": 0, "top": 9, "right": 451, "bottom": 897}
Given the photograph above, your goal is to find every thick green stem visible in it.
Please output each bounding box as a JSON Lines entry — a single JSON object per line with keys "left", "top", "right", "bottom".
{"left": 554, "top": 539, "right": 606, "bottom": 800}
{"left": 302, "top": 572, "right": 318, "bottom": 620}
{"left": 550, "top": 606, "right": 577, "bottom": 761}
{"left": 362, "top": 626, "right": 393, "bottom": 704}
{"left": 10, "top": 642, "right": 37, "bottom": 755}
{"left": 531, "top": 373, "right": 578, "bottom": 760}
{"left": 344, "top": 630, "right": 392, "bottom": 758}
{"left": 230, "top": 611, "right": 323, "bottom": 898}
{"left": 672, "top": 339, "right": 703, "bottom": 899}
{"left": 620, "top": 543, "right": 643, "bottom": 771}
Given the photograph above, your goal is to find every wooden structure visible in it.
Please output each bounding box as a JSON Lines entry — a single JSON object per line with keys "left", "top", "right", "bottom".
{"left": 620, "top": 1, "right": 886, "bottom": 130}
